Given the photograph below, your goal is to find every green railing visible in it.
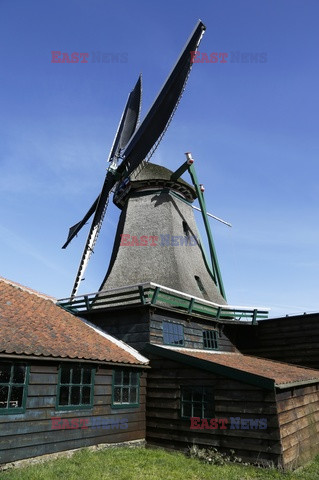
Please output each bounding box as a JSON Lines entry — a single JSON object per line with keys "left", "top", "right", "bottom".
{"left": 57, "top": 282, "right": 269, "bottom": 324}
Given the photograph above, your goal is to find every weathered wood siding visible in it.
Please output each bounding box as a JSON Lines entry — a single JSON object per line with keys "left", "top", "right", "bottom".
{"left": 276, "top": 384, "right": 319, "bottom": 469}
{"left": 0, "top": 361, "right": 146, "bottom": 464}
{"left": 146, "top": 355, "right": 282, "bottom": 466}
{"left": 84, "top": 308, "right": 150, "bottom": 352}
{"left": 149, "top": 311, "right": 237, "bottom": 351}
{"left": 84, "top": 306, "right": 237, "bottom": 352}
{"left": 226, "top": 313, "right": 319, "bottom": 369}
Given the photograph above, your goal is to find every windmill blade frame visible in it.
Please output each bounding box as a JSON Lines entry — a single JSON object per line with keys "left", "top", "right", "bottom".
{"left": 62, "top": 75, "right": 142, "bottom": 250}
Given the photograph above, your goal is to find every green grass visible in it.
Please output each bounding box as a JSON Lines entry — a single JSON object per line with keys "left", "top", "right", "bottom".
{"left": 1, "top": 447, "right": 319, "bottom": 480}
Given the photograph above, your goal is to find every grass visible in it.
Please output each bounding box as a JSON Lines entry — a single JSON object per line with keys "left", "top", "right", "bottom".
{"left": 1, "top": 447, "right": 319, "bottom": 480}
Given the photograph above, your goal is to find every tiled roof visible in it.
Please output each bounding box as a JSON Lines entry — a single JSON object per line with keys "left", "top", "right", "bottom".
{"left": 0, "top": 278, "right": 148, "bottom": 365}
{"left": 154, "top": 346, "right": 319, "bottom": 388}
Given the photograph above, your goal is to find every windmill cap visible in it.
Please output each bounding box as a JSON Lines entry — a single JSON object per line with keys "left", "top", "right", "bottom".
{"left": 113, "top": 162, "right": 197, "bottom": 208}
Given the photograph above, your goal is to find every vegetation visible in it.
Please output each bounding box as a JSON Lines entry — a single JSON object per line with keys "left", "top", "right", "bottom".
{"left": 1, "top": 446, "right": 319, "bottom": 480}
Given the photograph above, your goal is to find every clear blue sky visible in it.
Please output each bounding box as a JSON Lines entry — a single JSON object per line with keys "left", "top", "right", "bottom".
{"left": 1, "top": 0, "right": 318, "bottom": 317}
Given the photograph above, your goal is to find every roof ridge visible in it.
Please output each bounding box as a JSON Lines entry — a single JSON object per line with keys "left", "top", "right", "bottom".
{"left": 0, "top": 276, "right": 56, "bottom": 303}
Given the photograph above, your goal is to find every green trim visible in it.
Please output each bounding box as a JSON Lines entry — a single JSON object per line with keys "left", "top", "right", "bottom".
{"left": 56, "top": 364, "right": 95, "bottom": 411}
{"left": 145, "top": 344, "right": 275, "bottom": 390}
{"left": 0, "top": 362, "right": 30, "bottom": 415}
{"left": 162, "top": 321, "right": 185, "bottom": 346}
{"left": 170, "top": 160, "right": 191, "bottom": 182}
{"left": 188, "top": 163, "right": 226, "bottom": 300}
{"left": 111, "top": 369, "right": 140, "bottom": 409}
{"left": 151, "top": 286, "right": 160, "bottom": 305}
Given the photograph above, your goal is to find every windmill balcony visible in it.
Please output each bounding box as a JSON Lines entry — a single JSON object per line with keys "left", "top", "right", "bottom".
{"left": 57, "top": 282, "right": 269, "bottom": 325}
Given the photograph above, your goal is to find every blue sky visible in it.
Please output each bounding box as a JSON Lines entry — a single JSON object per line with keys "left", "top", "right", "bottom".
{"left": 1, "top": 0, "right": 318, "bottom": 317}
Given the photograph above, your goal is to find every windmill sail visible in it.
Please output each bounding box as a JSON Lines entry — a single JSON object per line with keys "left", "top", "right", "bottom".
{"left": 62, "top": 75, "right": 142, "bottom": 250}
{"left": 67, "top": 20, "right": 206, "bottom": 297}
{"left": 117, "top": 20, "right": 206, "bottom": 178}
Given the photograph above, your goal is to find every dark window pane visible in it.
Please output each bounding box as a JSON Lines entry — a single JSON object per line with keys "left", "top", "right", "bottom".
{"left": 130, "top": 372, "right": 138, "bottom": 386}
{"left": 130, "top": 387, "right": 137, "bottom": 404}
{"left": 82, "top": 368, "right": 92, "bottom": 384}
{"left": 122, "top": 388, "right": 129, "bottom": 403}
{"left": 59, "top": 386, "right": 69, "bottom": 405}
{"left": 0, "top": 364, "right": 11, "bottom": 383}
{"left": 0, "top": 386, "right": 9, "bottom": 408}
{"left": 82, "top": 386, "right": 91, "bottom": 404}
{"left": 13, "top": 365, "right": 25, "bottom": 384}
{"left": 72, "top": 367, "right": 82, "bottom": 384}
{"left": 193, "top": 389, "right": 203, "bottom": 402}
{"left": 114, "top": 371, "right": 122, "bottom": 385}
{"left": 193, "top": 404, "right": 202, "bottom": 417}
{"left": 182, "top": 389, "right": 191, "bottom": 402}
{"left": 123, "top": 370, "right": 130, "bottom": 385}
{"left": 113, "top": 387, "right": 121, "bottom": 403}
{"left": 61, "top": 367, "right": 70, "bottom": 384}
{"left": 182, "top": 402, "right": 191, "bottom": 417}
{"left": 71, "top": 386, "right": 81, "bottom": 405}
{"left": 10, "top": 386, "right": 24, "bottom": 407}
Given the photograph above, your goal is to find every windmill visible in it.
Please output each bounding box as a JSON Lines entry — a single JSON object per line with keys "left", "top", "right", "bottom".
{"left": 63, "top": 20, "right": 227, "bottom": 301}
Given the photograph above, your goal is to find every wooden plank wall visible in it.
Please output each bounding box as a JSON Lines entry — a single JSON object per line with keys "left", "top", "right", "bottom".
{"left": 0, "top": 362, "right": 146, "bottom": 464}
{"left": 83, "top": 306, "right": 237, "bottom": 352}
{"left": 226, "top": 313, "right": 319, "bottom": 369}
{"left": 146, "top": 355, "right": 282, "bottom": 467}
{"left": 149, "top": 312, "right": 238, "bottom": 351}
{"left": 276, "top": 384, "right": 319, "bottom": 469}
{"left": 85, "top": 308, "right": 150, "bottom": 351}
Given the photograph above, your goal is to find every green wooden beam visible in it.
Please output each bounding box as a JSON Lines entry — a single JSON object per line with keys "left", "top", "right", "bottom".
{"left": 187, "top": 163, "right": 226, "bottom": 300}
{"left": 170, "top": 160, "right": 192, "bottom": 182}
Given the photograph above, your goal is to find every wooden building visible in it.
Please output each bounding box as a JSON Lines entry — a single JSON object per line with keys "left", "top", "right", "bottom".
{"left": 0, "top": 278, "right": 149, "bottom": 466}
{"left": 59, "top": 283, "right": 319, "bottom": 470}
{"left": 225, "top": 313, "right": 319, "bottom": 369}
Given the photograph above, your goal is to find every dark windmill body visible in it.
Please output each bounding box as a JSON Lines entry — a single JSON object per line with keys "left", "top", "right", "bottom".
{"left": 14, "top": 20, "right": 317, "bottom": 470}
{"left": 100, "top": 162, "right": 226, "bottom": 304}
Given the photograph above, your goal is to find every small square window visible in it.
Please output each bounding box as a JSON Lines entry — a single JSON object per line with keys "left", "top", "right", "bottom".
{"left": 0, "top": 363, "right": 29, "bottom": 415}
{"left": 203, "top": 330, "right": 218, "bottom": 350}
{"left": 163, "top": 321, "right": 184, "bottom": 345}
{"left": 56, "top": 365, "right": 95, "bottom": 410}
{"left": 181, "top": 386, "right": 214, "bottom": 419}
{"left": 112, "top": 370, "right": 140, "bottom": 408}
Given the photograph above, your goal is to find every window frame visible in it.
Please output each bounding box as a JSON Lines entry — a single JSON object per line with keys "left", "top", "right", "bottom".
{"left": 111, "top": 369, "right": 140, "bottom": 409}
{"left": 56, "top": 364, "right": 95, "bottom": 411}
{"left": 203, "top": 329, "right": 219, "bottom": 350}
{"left": 180, "top": 385, "right": 215, "bottom": 420}
{"left": 162, "top": 321, "right": 184, "bottom": 346}
{"left": 0, "top": 362, "right": 30, "bottom": 415}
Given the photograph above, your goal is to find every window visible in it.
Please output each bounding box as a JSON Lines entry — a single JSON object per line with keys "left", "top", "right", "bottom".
{"left": 203, "top": 330, "right": 219, "bottom": 350}
{"left": 182, "top": 220, "right": 190, "bottom": 237}
{"left": 57, "top": 365, "right": 95, "bottom": 410}
{"left": 0, "top": 363, "right": 29, "bottom": 415}
{"left": 194, "top": 275, "right": 206, "bottom": 293}
{"left": 181, "top": 386, "right": 214, "bottom": 419}
{"left": 163, "top": 321, "right": 184, "bottom": 345}
{"left": 112, "top": 370, "right": 140, "bottom": 408}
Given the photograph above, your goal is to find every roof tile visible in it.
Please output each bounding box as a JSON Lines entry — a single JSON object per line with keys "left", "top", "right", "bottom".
{"left": 0, "top": 278, "right": 148, "bottom": 365}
